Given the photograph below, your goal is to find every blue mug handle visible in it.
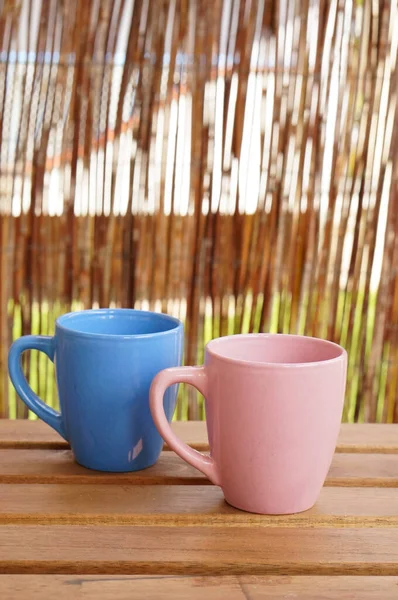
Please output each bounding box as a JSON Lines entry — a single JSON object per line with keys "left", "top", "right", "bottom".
{"left": 8, "top": 335, "right": 67, "bottom": 440}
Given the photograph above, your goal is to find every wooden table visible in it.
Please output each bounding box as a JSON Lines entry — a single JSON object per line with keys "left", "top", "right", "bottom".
{"left": 1, "top": 421, "right": 398, "bottom": 598}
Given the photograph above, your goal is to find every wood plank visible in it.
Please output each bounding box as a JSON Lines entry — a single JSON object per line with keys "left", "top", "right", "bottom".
{"left": 338, "top": 425, "right": 398, "bottom": 454}
{"left": 1, "top": 526, "right": 398, "bottom": 575}
{"left": 0, "top": 449, "right": 398, "bottom": 486}
{"left": 0, "top": 484, "right": 398, "bottom": 526}
{"left": 0, "top": 450, "right": 207, "bottom": 484}
{"left": 1, "top": 575, "right": 398, "bottom": 600}
{"left": 0, "top": 420, "right": 209, "bottom": 451}
{"left": 1, "top": 421, "right": 398, "bottom": 453}
{"left": 327, "top": 453, "right": 398, "bottom": 487}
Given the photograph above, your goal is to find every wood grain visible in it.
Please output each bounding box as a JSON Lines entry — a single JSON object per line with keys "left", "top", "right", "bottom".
{"left": 0, "top": 484, "right": 398, "bottom": 527}
{"left": 1, "top": 575, "right": 398, "bottom": 600}
{"left": 0, "top": 449, "right": 398, "bottom": 486}
{"left": 1, "top": 526, "right": 398, "bottom": 575}
{"left": 1, "top": 422, "right": 398, "bottom": 453}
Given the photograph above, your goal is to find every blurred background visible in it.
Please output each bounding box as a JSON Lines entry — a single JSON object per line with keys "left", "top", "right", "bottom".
{"left": 0, "top": 0, "right": 396, "bottom": 421}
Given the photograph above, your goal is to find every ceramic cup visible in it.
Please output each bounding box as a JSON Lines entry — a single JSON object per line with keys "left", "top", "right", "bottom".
{"left": 9, "top": 308, "right": 183, "bottom": 472}
{"left": 150, "top": 333, "right": 347, "bottom": 514}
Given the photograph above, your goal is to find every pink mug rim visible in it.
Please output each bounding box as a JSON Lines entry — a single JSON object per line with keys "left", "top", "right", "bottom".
{"left": 205, "top": 333, "right": 347, "bottom": 369}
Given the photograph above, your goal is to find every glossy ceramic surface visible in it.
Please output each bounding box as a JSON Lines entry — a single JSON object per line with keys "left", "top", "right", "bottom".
{"left": 9, "top": 309, "right": 183, "bottom": 472}
{"left": 150, "top": 333, "right": 347, "bottom": 514}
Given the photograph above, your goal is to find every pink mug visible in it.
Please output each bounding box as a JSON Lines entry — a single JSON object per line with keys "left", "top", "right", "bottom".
{"left": 150, "top": 333, "right": 347, "bottom": 514}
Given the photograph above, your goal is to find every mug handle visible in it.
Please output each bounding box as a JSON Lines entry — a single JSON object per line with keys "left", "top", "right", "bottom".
{"left": 150, "top": 366, "right": 221, "bottom": 486}
{"left": 8, "top": 335, "right": 67, "bottom": 440}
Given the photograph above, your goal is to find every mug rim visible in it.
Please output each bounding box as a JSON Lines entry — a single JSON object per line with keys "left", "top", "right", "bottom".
{"left": 56, "top": 308, "right": 183, "bottom": 340}
{"left": 206, "top": 333, "right": 347, "bottom": 368}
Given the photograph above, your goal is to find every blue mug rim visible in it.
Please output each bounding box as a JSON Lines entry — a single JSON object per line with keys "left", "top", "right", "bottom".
{"left": 55, "top": 308, "right": 183, "bottom": 341}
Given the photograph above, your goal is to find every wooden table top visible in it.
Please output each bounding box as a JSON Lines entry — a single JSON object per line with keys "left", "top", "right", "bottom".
{"left": 1, "top": 421, "right": 398, "bottom": 599}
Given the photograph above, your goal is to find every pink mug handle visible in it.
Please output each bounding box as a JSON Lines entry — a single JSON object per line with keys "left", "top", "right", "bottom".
{"left": 150, "top": 366, "right": 221, "bottom": 486}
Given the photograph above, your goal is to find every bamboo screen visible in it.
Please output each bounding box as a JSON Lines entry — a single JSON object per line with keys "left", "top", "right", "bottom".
{"left": 0, "top": 0, "right": 397, "bottom": 421}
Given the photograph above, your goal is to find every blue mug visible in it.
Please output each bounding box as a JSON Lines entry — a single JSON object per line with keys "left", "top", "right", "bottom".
{"left": 8, "top": 308, "right": 184, "bottom": 472}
